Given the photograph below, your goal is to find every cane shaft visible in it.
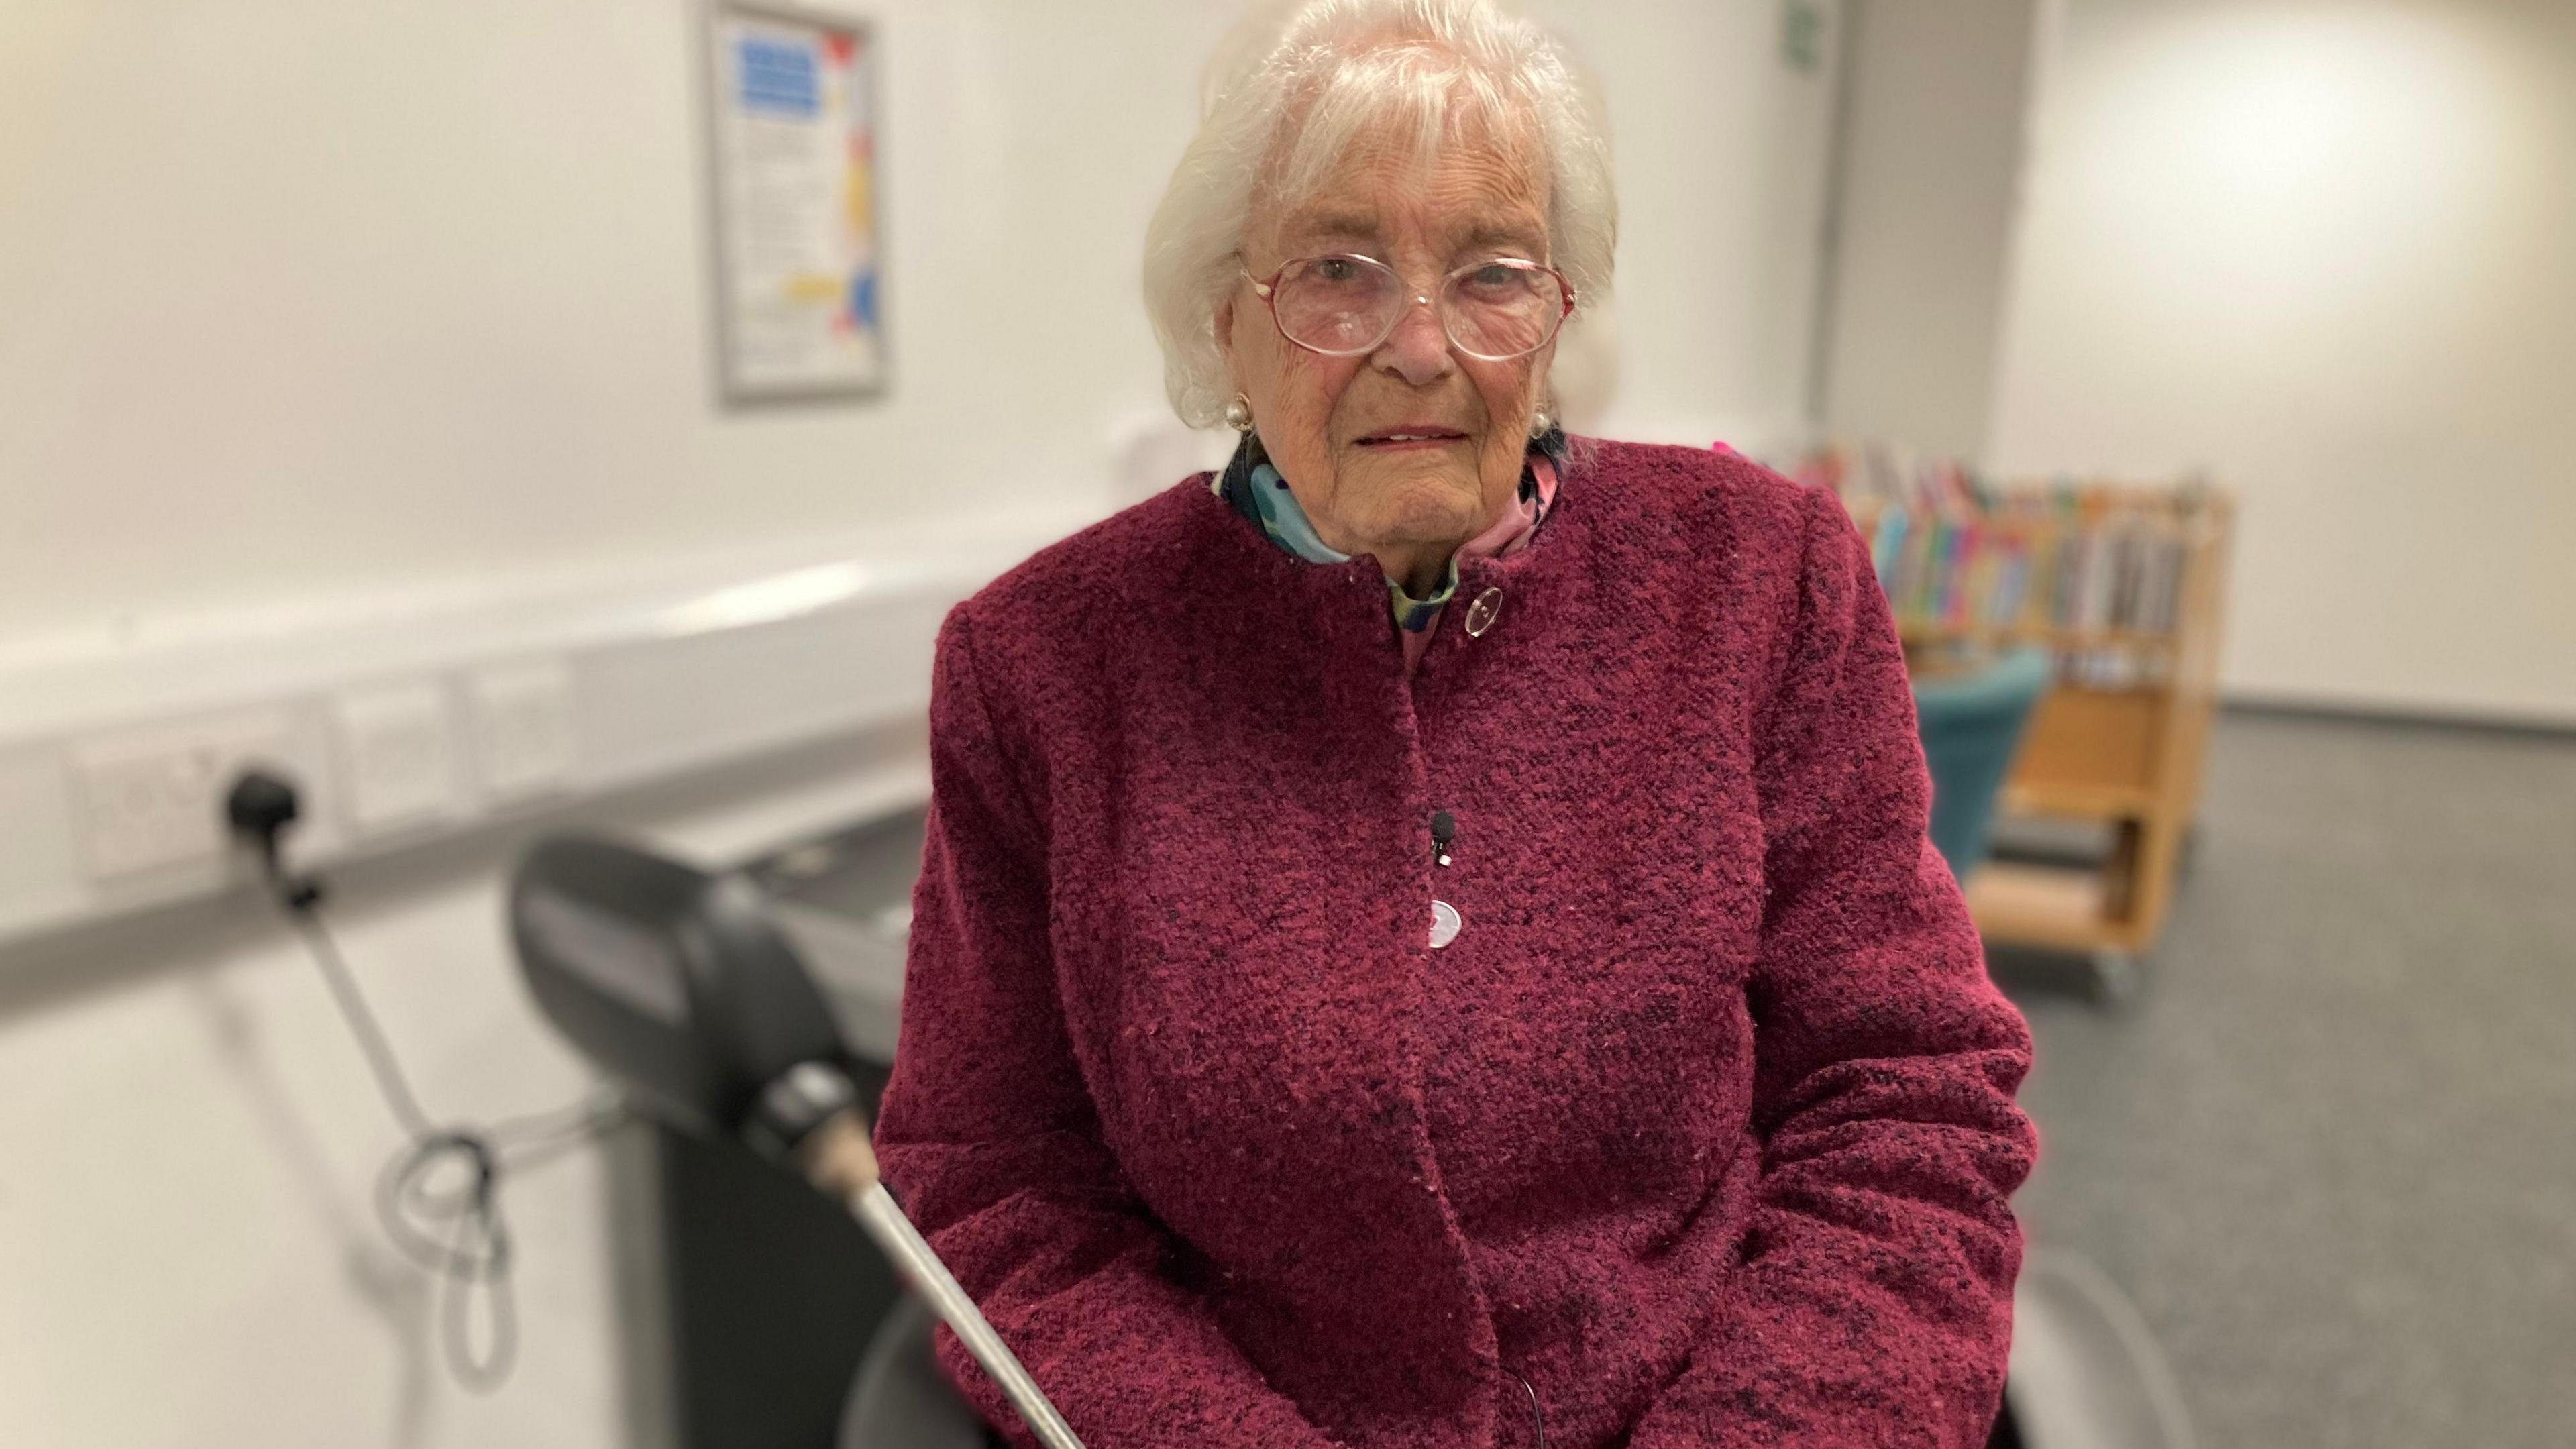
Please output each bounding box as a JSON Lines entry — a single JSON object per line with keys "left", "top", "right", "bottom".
{"left": 798, "top": 1110, "right": 1087, "bottom": 1449}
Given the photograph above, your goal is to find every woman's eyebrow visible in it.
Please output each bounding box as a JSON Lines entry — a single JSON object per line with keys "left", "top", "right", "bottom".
{"left": 1457, "top": 221, "right": 1548, "bottom": 255}
{"left": 1277, "top": 213, "right": 1546, "bottom": 256}
{"left": 1287, "top": 211, "right": 1381, "bottom": 245}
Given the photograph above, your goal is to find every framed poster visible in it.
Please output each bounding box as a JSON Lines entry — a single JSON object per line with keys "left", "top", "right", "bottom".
{"left": 706, "top": 3, "right": 885, "bottom": 401}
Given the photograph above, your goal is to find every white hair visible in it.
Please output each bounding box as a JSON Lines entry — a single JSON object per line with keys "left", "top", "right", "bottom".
{"left": 1142, "top": 0, "right": 1617, "bottom": 428}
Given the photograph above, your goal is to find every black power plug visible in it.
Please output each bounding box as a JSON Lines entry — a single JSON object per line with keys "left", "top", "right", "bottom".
{"left": 225, "top": 766, "right": 324, "bottom": 910}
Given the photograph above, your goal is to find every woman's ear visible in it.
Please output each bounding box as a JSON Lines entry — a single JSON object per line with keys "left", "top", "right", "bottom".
{"left": 1214, "top": 294, "right": 1237, "bottom": 366}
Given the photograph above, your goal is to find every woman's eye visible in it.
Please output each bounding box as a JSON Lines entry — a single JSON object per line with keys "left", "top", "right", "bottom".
{"left": 1472, "top": 264, "right": 1516, "bottom": 287}
{"left": 1315, "top": 258, "right": 1358, "bottom": 283}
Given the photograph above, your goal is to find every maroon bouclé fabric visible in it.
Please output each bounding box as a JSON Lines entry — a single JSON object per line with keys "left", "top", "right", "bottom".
{"left": 874, "top": 440, "right": 2039, "bottom": 1449}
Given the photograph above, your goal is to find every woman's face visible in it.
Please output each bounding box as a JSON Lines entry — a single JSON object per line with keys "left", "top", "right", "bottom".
{"left": 1223, "top": 118, "right": 1556, "bottom": 568}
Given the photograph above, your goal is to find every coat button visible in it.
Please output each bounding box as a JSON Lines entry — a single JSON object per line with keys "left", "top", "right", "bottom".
{"left": 1463, "top": 586, "right": 1504, "bottom": 637}
{"left": 1429, "top": 900, "right": 1462, "bottom": 949}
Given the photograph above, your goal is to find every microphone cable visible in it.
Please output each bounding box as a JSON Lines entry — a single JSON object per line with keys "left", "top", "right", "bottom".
{"left": 228, "top": 768, "right": 625, "bottom": 1393}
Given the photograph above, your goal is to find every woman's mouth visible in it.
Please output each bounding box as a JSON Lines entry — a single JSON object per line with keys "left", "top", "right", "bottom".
{"left": 1355, "top": 426, "right": 1469, "bottom": 451}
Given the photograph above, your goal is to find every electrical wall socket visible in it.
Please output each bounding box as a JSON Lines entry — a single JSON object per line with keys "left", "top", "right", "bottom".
{"left": 465, "top": 659, "right": 578, "bottom": 802}
{"left": 69, "top": 710, "right": 305, "bottom": 881}
{"left": 333, "top": 680, "right": 464, "bottom": 835}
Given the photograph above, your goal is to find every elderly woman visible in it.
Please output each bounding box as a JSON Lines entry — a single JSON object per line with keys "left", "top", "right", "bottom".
{"left": 873, "top": 3, "right": 2037, "bottom": 1447}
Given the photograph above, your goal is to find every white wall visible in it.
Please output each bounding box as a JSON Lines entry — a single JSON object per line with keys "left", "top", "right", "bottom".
{"left": 1985, "top": 0, "right": 2576, "bottom": 725}
{"left": 0, "top": 3, "right": 1847, "bottom": 1446}
{"left": 1520, "top": 0, "right": 1848, "bottom": 456}
{"left": 1819, "top": 0, "right": 2041, "bottom": 459}
{"left": 0, "top": 0, "right": 1232, "bottom": 650}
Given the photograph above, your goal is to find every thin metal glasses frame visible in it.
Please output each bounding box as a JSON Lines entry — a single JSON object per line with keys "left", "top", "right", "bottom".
{"left": 1242, "top": 253, "right": 1577, "bottom": 362}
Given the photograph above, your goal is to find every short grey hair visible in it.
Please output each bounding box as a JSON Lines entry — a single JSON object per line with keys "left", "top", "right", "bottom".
{"left": 1142, "top": 0, "right": 1618, "bottom": 428}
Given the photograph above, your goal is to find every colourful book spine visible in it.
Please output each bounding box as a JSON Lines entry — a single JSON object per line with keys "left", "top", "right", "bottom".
{"left": 1872, "top": 506, "right": 1908, "bottom": 591}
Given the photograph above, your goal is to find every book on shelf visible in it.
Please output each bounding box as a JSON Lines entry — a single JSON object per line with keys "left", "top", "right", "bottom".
{"left": 1782, "top": 443, "right": 2214, "bottom": 689}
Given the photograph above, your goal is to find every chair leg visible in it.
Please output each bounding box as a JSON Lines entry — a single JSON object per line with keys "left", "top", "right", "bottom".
{"left": 2088, "top": 949, "right": 2141, "bottom": 1006}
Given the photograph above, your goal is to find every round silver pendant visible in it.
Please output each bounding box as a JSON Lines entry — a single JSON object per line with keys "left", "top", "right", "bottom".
{"left": 1429, "top": 899, "right": 1462, "bottom": 949}
{"left": 1464, "top": 586, "right": 1504, "bottom": 637}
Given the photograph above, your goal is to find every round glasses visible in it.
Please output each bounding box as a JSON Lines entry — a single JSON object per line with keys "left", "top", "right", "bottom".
{"left": 1243, "top": 253, "right": 1576, "bottom": 362}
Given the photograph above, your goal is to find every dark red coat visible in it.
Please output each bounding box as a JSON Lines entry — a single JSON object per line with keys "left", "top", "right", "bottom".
{"left": 875, "top": 441, "right": 2038, "bottom": 1449}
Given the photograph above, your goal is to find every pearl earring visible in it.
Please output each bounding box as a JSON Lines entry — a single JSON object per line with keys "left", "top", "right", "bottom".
{"left": 1527, "top": 408, "right": 1554, "bottom": 440}
{"left": 1224, "top": 393, "right": 1254, "bottom": 432}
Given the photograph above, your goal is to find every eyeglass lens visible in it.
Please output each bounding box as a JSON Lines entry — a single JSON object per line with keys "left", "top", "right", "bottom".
{"left": 1271, "top": 256, "right": 1563, "bottom": 360}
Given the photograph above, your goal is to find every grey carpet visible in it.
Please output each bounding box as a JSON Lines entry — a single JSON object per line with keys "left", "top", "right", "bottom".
{"left": 1992, "top": 710, "right": 2576, "bottom": 1449}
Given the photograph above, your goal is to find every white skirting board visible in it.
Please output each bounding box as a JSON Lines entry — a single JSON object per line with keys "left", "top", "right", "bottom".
{"left": 0, "top": 502, "right": 1097, "bottom": 953}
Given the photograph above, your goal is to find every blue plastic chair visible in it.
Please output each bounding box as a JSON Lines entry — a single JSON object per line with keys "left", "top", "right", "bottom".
{"left": 1910, "top": 647, "right": 2053, "bottom": 883}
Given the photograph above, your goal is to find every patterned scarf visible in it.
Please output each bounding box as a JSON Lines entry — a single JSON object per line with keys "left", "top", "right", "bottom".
{"left": 1211, "top": 426, "right": 1568, "bottom": 634}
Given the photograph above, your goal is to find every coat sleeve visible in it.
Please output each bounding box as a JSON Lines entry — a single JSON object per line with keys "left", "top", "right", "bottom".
{"left": 1626, "top": 484, "right": 2040, "bottom": 1449}
{"left": 871, "top": 604, "right": 1344, "bottom": 1449}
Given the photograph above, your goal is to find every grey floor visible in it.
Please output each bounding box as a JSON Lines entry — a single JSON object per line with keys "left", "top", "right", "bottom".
{"left": 1990, "top": 710, "right": 2576, "bottom": 1449}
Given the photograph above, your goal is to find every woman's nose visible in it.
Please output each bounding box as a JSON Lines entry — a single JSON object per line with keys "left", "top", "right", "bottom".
{"left": 1371, "top": 293, "right": 1453, "bottom": 386}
